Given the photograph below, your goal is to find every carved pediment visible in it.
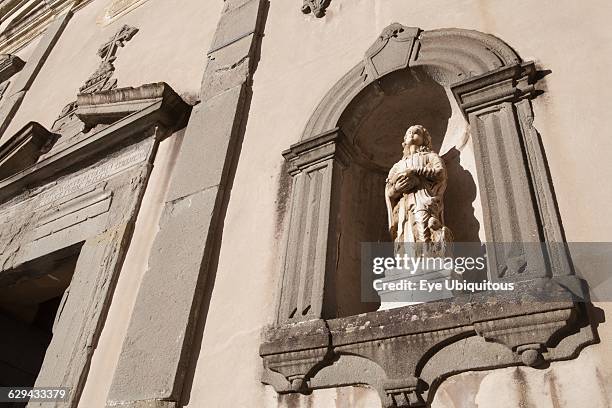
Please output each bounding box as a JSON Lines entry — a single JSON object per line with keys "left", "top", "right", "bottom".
{"left": 0, "top": 121, "right": 57, "bottom": 180}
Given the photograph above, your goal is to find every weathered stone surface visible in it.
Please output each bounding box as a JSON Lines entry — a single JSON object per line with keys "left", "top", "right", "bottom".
{"left": 0, "top": 85, "right": 189, "bottom": 202}
{"left": 21, "top": 146, "right": 156, "bottom": 408}
{"left": 209, "top": 0, "right": 261, "bottom": 53}
{"left": 0, "top": 80, "right": 190, "bottom": 407}
{"left": 0, "top": 54, "right": 25, "bottom": 83}
{"left": 301, "top": 0, "right": 330, "bottom": 18}
{"left": 75, "top": 82, "right": 190, "bottom": 130}
{"left": 165, "top": 85, "right": 245, "bottom": 202}
{"left": 277, "top": 128, "right": 350, "bottom": 323}
{"left": 0, "top": 121, "right": 57, "bottom": 180}
{"left": 262, "top": 285, "right": 595, "bottom": 406}
{"left": 264, "top": 22, "right": 595, "bottom": 407}
{"left": 107, "top": 186, "right": 218, "bottom": 404}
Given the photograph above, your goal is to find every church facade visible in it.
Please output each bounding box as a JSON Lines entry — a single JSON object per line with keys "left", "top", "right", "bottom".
{"left": 0, "top": 1, "right": 611, "bottom": 407}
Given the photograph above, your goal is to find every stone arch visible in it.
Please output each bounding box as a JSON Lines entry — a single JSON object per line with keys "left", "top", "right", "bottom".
{"left": 301, "top": 25, "right": 521, "bottom": 141}
{"left": 277, "top": 22, "right": 578, "bottom": 323}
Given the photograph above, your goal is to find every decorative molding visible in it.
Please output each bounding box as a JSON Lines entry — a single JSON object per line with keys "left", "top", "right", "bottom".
{"left": 450, "top": 62, "right": 537, "bottom": 113}
{"left": 75, "top": 82, "right": 188, "bottom": 128}
{"left": 81, "top": 24, "right": 138, "bottom": 94}
{"left": 302, "top": 26, "right": 521, "bottom": 139}
{"left": 0, "top": 10, "right": 73, "bottom": 141}
{"left": 277, "top": 128, "right": 352, "bottom": 323}
{"left": 0, "top": 89, "right": 177, "bottom": 406}
{"left": 53, "top": 24, "right": 139, "bottom": 132}
{"left": 0, "top": 82, "right": 190, "bottom": 202}
{"left": 301, "top": 0, "right": 329, "bottom": 18}
{"left": 262, "top": 284, "right": 595, "bottom": 407}
{"left": 0, "top": 54, "right": 25, "bottom": 83}
{"left": 0, "top": 53, "right": 23, "bottom": 100}
{"left": 364, "top": 24, "right": 420, "bottom": 80}
{"left": 0, "top": 121, "right": 57, "bottom": 180}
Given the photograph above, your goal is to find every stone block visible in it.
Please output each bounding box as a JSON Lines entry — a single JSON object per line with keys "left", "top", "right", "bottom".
{"left": 165, "top": 85, "right": 244, "bottom": 202}
{"left": 209, "top": 0, "right": 261, "bottom": 53}
{"left": 107, "top": 186, "right": 219, "bottom": 403}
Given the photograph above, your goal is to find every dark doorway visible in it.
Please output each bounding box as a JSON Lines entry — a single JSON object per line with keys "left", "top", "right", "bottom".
{"left": 0, "top": 247, "right": 80, "bottom": 407}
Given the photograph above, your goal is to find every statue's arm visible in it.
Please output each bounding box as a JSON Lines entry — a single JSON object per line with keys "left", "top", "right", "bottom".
{"left": 417, "top": 153, "right": 446, "bottom": 181}
{"left": 385, "top": 180, "right": 399, "bottom": 238}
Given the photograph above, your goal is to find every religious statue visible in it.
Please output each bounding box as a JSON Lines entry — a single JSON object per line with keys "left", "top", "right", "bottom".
{"left": 385, "top": 125, "right": 452, "bottom": 257}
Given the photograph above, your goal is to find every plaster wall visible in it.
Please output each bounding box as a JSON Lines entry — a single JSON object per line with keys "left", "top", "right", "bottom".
{"left": 181, "top": 0, "right": 612, "bottom": 407}
{"left": 0, "top": 0, "right": 222, "bottom": 144}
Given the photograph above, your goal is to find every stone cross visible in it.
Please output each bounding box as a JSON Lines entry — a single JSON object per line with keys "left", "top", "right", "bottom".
{"left": 79, "top": 25, "right": 139, "bottom": 94}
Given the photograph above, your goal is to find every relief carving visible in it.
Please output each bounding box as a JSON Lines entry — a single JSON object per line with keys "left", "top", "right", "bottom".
{"left": 301, "top": 0, "right": 330, "bottom": 18}
{"left": 80, "top": 24, "right": 139, "bottom": 94}
{"left": 53, "top": 25, "right": 139, "bottom": 132}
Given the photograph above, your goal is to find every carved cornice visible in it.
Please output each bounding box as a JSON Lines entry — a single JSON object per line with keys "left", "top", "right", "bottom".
{"left": 450, "top": 62, "right": 537, "bottom": 115}
{"left": 0, "top": 53, "right": 25, "bottom": 83}
{"left": 0, "top": 121, "right": 56, "bottom": 180}
{"left": 282, "top": 127, "right": 354, "bottom": 175}
{"left": 75, "top": 82, "right": 188, "bottom": 128}
{"left": 261, "top": 281, "right": 595, "bottom": 407}
{"left": 0, "top": 82, "right": 191, "bottom": 202}
{"left": 301, "top": 0, "right": 329, "bottom": 18}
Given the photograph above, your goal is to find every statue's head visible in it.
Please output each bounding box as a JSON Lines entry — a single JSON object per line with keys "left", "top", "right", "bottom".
{"left": 403, "top": 125, "right": 433, "bottom": 151}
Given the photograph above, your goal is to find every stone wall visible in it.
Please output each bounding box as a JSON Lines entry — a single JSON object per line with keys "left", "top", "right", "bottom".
{"left": 181, "top": 0, "right": 612, "bottom": 407}
{"left": 0, "top": 0, "right": 610, "bottom": 407}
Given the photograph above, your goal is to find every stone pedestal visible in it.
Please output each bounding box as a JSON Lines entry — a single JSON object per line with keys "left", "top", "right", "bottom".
{"left": 377, "top": 266, "right": 453, "bottom": 310}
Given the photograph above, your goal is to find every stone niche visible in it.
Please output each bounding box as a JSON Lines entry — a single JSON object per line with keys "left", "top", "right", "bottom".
{"left": 0, "top": 82, "right": 190, "bottom": 407}
{"left": 260, "top": 24, "right": 598, "bottom": 407}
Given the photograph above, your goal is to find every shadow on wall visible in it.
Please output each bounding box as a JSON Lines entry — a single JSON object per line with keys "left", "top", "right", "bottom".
{"left": 443, "top": 147, "right": 480, "bottom": 244}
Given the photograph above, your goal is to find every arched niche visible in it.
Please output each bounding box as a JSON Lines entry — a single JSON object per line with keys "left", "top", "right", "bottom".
{"left": 263, "top": 24, "right": 593, "bottom": 408}
{"left": 277, "top": 24, "right": 577, "bottom": 323}
{"left": 332, "top": 66, "right": 484, "bottom": 316}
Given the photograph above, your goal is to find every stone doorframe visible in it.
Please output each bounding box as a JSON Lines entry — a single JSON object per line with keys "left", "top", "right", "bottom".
{"left": 0, "top": 83, "right": 190, "bottom": 408}
{"left": 260, "top": 24, "right": 597, "bottom": 407}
